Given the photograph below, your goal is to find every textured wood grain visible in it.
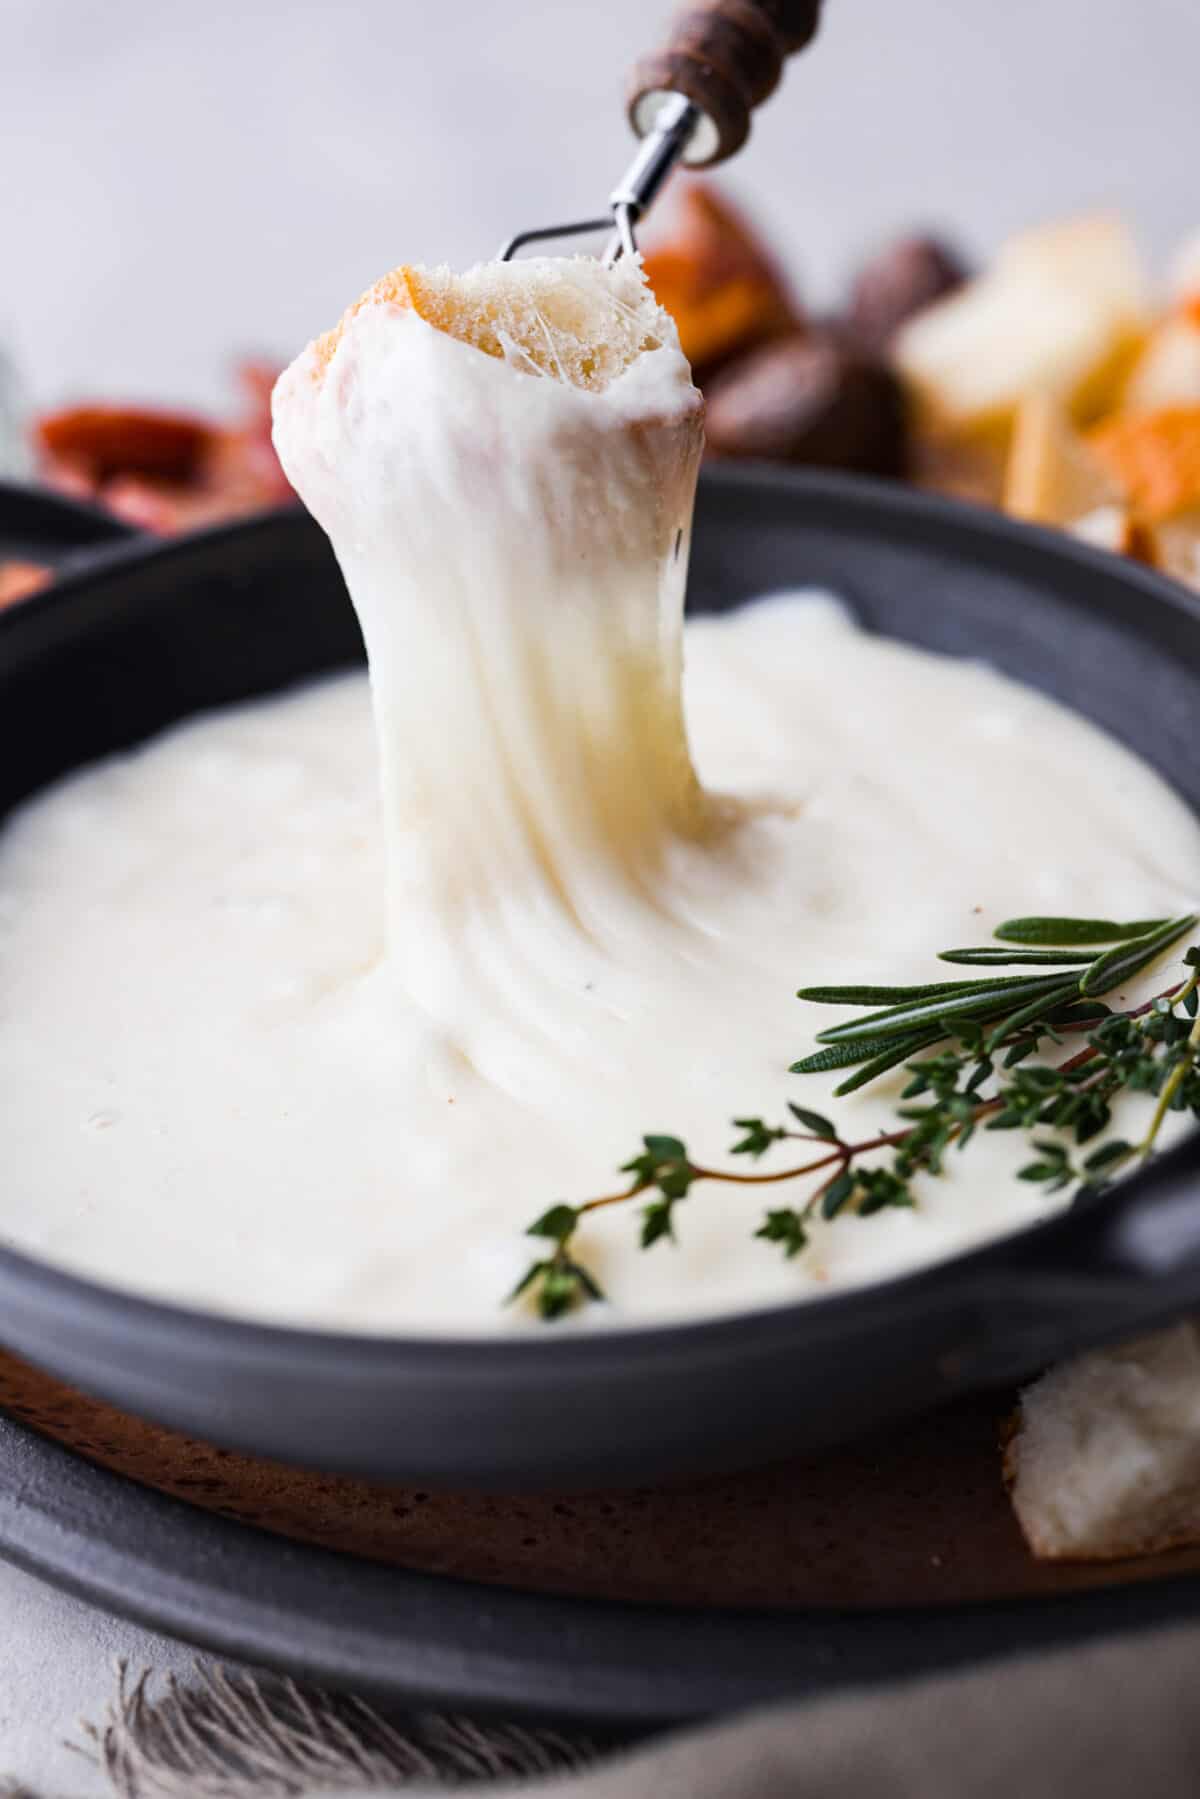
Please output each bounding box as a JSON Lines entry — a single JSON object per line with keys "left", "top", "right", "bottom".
{"left": 3, "top": 1347, "right": 1199, "bottom": 1610}
{"left": 626, "top": 0, "right": 823, "bottom": 165}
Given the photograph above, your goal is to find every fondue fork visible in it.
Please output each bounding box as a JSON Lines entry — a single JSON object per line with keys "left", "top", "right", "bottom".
{"left": 499, "top": 0, "right": 824, "bottom": 265}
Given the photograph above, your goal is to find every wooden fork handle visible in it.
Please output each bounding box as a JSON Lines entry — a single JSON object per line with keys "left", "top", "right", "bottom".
{"left": 627, "top": 0, "right": 824, "bottom": 168}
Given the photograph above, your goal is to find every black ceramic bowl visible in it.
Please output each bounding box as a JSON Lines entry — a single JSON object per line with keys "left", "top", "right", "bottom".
{"left": 1, "top": 468, "right": 1199, "bottom": 1488}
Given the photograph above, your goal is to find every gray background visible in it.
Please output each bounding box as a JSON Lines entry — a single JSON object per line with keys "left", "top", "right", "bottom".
{"left": 3, "top": 0, "right": 1199, "bottom": 408}
{"left": 1, "top": 0, "right": 1199, "bottom": 1790}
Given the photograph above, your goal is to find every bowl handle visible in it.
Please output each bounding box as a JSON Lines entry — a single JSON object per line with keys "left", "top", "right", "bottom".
{"left": 954, "top": 1130, "right": 1200, "bottom": 1386}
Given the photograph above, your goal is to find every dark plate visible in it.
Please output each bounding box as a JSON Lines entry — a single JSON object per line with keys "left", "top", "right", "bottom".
{"left": 1, "top": 469, "right": 1199, "bottom": 1488}
{"left": 2, "top": 1407, "right": 1200, "bottom": 1726}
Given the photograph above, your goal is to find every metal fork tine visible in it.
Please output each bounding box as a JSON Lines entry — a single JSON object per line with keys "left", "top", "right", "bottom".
{"left": 497, "top": 217, "right": 615, "bottom": 263}
{"left": 498, "top": 95, "right": 702, "bottom": 266}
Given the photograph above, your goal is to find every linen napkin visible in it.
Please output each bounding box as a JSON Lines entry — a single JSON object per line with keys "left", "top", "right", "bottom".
{"left": 73, "top": 1617, "right": 1200, "bottom": 1799}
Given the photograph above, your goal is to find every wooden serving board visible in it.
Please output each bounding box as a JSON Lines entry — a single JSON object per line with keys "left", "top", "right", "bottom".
{"left": 4, "top": 1346, "right": 1200, "bottom": 1611}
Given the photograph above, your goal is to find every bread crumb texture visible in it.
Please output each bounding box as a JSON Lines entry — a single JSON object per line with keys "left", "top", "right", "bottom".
{"left": 312, "top": 257, "right": 673, "bottom": 393}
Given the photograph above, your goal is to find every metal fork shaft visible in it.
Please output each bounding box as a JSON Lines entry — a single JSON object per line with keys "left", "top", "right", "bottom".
{"left": 602, "top": 93, "right": 702, "bottom": 264}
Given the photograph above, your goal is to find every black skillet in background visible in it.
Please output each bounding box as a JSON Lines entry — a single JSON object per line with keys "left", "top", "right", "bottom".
{"left": 1, "top": 467, "right": 1199, "bottom": 1490}
{"left": 0, "top": 480, "right": 136, "bottom": 566}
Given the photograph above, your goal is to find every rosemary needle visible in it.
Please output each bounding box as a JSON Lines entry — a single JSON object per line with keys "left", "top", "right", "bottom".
{"left": 509, "top": 916, "right": 1200, "bottom": 1322}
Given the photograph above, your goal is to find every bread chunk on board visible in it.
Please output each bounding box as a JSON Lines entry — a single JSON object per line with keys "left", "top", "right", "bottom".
{"left": 1007, "top": 1322, "right": 1200, "bottom": 1561}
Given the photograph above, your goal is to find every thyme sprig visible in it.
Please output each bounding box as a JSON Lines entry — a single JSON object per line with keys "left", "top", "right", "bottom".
{"left": 509, "top": 914, "right": 1200, "bottom": 1320}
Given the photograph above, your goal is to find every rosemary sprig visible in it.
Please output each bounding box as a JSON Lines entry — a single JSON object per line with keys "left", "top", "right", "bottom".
{"left": 995, "top": 917, "right": 1166, "bottom": 945}
{"left": 508, "top": 914, "right": 1200, "bottom": 1321}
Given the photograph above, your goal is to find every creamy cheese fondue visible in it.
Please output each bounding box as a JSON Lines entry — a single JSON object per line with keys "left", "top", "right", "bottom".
{"left": 0, "top": 258, "right": 1197, "bottom": 1332}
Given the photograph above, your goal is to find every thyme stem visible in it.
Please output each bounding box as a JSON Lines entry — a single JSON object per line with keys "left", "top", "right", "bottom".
{"left": 1140, "top": 984, "right": 1200, "bottom": 1158}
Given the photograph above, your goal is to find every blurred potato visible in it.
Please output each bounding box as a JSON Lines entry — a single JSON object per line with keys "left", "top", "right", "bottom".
{"left": 1003, "top": 389, "right": 1120, "bottom": 526}
{"left": 704, "top": 332, "right": 907, "bottom": 476}
{"left": 1122, "top": 314, "right": 1200, "bottom": 412}
{"left": 1167, "top": 228, "right": 1200, "bottom": 306}
{"left": 1145, "top": 506, "right": 1200, "bottom": 587}
{"left": 1068, "top": 504, "right": 1138, "bottom": 556}
{"left": 847, "top": 234, "right": 968, "bottom": 351}
{"left": 895, "top": 213, "right": 1147, "bottom": 434}
{"left": 641, "top": 184, "right": 798, "bottom": 378}
{"left": 909, "top": 430, "right": 1007, "bottom": 507}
